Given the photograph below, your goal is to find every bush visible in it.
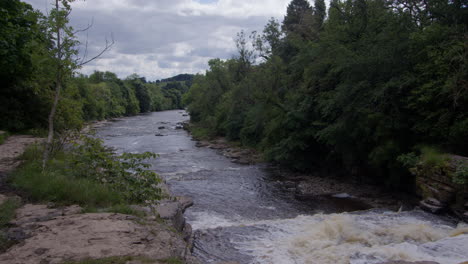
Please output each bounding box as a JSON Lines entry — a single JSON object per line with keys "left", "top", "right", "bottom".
{"left": 0, "top": 131, "right": 9, "bottom": 145}
{"left": 453, "top": 164, "right": 468, "bottom": 185}
{"left": 11, "top": 162, "right": 123, "bottom": 206}
{"left": 419, "top": 147, "right": 449, "bottom": 168}
{"left": 11, "top": 136, "right": 162, "bottom": 208}
{"left": 0, "top": 198, "right": 21, "bottom": 251}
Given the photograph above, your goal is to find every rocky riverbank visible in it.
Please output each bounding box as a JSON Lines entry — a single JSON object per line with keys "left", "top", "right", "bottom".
{"left": 0, "top": 134, "right": 200, "bottom": 264}
{"left": 190, "top": 133, "right": 418, "bottom": 213}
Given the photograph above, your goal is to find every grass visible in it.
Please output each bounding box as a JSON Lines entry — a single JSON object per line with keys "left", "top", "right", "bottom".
{"left": 0, "top": 131, "right": 9, "bottom": 145}
{"left": 10, "top": 162, "right": 123, "bottom": 207}
{"left": 10, "top": 143, "right": 125, "bottom": 209}
{"left": 189, "top": 124, "right": 215, "bottom": 140}
{"left": 420, "top": 146, "right": 449, "bottom": 167}
{"left": 61, "top": 256, "right": 184, "bottom": 264}
{"left": 0, "top": 198, "right": 21, "bottom": 252}
{"left": 10, "top": 139, "right": 161, "bottom": 217}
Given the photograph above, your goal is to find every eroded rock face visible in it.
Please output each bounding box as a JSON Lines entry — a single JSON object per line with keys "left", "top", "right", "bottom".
{"left": 413, "top": 154, "right": 468, "bottom": 219}
{"left": 0, "top": 205, "right": 189, "bottom": 264}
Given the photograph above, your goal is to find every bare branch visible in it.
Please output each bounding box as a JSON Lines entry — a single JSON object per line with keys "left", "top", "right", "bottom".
{"left": 74, "top": 17, "right": 94, "bottom": 34}
{"left": 79, "top": 29, "right": 90, "bottom": 65}
{"left": 78, "top": 33, "right": 114, "bottom": 66}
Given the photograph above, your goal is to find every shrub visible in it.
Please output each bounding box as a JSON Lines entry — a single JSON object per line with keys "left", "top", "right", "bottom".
{"left": 0, "top": 131, "right": 9, "bottom": 145}
{"left": 0, "top": 198, "right": 21, "bottom": 251}
{"left": 453, "top": 164, "right": 468, "bottom": 185}
{"left": 11, "top": 136, "right": 162, "bottom": 208}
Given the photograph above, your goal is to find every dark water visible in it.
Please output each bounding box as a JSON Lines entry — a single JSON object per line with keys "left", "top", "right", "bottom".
{"left": 96, "top": 110, "right": 468, "bottom": 264}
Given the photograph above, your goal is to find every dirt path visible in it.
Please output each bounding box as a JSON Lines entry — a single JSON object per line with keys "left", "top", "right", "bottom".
{"left": 0, "top": 135, "right": 41, "bottom": 175}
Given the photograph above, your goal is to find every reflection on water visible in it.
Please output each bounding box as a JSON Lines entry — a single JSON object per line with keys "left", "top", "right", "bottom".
{"left": 97, "top": 110, "right": 468, "bottom": 264}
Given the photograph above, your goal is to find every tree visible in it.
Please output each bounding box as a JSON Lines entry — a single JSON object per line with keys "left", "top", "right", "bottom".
{"left": 313, "top": 0, "right": 326, "bottom": 30}
{"left": 251, "top": 18, "right": 282, "bottom": 59}
{"left": 42, "top": 0, "right": 113, "bottom": 168}
{"left": 282, "top": 0, "right": 314, "bottom": 39}
{"left": 126, "top": 75, "right": 152, "bottom": 113}
{"left": 0, "top": 0, "right": 47, "bottom": 131}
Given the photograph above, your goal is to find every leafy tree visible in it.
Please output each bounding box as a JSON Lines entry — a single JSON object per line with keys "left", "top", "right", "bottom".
{"left": 0, "top": 0, "right": 48, "bottom": 131}
{"left": 185, "top": 0, "right": 467, "bottom": 189}
{"left": 313, "top": 0, "right": 326, "bottom": 29}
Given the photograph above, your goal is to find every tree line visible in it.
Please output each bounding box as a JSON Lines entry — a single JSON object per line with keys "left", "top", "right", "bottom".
{"left": 0, "top": 0, "right": 191, "bottom": 133}
{"left": 184, "top": 0, "right": 467, "bottom": 188}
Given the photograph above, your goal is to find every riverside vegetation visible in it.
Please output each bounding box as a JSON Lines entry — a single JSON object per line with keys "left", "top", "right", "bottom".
{"left": 1, "top": 0, "right": 192, "bottom": 133}
{"left": 0, "top": 0, "right": 193, "bottom": 218}
{"left": 0, "top": 0, "right": 194, "bottom": 259}
{"left": 183, "top": 0, "right": 468, "bottom": 190}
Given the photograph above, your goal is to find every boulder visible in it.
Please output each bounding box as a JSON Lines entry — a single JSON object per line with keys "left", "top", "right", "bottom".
{"left": 154, "top": 196, "right": 194, "bottom": 233}
{"left": 419, "top": 199, "right": 445, "bottom": 214}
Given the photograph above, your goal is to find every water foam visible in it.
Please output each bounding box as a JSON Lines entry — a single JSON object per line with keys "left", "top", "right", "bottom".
{"left": 234, "top": 211, "right": 468, "bottom": 264}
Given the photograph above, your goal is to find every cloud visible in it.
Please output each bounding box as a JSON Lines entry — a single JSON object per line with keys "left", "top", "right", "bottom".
{"left": 23, "top": 0, "right": 298, "bottom": 80}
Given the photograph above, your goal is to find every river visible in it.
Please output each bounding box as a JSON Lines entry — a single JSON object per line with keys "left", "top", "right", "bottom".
{"left": 96, "top": 110, "right": 468, "bottom": 264}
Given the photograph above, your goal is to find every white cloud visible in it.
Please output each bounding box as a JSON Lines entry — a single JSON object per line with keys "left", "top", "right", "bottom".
{"left": 22, "top": 0, "right": 323, "bottom": 80}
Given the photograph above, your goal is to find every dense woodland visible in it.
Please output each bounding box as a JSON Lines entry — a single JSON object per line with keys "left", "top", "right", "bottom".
{"left": 1, "top": 0, "right": 467, "bottom": 189}
{"left": 0, "top": 0, "right": 191, "bottom": 133}
{"left": 184, "top": 0, "right": 468, "bottom": 188}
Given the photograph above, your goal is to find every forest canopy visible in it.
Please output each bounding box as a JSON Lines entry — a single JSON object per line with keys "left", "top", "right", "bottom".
{"left": 0, "top": 0, "right": 193, "bottom": 132}
{"left": 184, "top": 0, "right": 468, "bottom": 188}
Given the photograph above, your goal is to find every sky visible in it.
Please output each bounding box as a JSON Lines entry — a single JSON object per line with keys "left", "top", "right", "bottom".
{"left": 23, "top": 0, "right": 297, "bottom": 81}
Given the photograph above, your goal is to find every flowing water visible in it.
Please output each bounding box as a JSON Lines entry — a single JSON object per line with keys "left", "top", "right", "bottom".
{"left": 96, "top": 110, "right": 468, "bottom": 264}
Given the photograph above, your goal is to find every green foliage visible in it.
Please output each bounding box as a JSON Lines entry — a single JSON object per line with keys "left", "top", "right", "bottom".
{"left": 0, "top": 198, "right": 21, "bottom": 229}
{"left": 0, "top": 198, "right": 21, "bottom": 252}
{"left": 419, "top": 147, "right": 449, "bottom": 168}
{"left": 453, "top": 164, "right": 468, "bottom": 185}
{"left": 0, "top": 132, "right": 9, "bottom": 145}
{"left": 185, "top": 0, "right": 467, "bottom": 189}
{"left": 397, "top": 152, "right": 418, "bottom": 169}
{"left": 11, "top": 137, "right": 162, "bottom": 207}
{"left": 0, "top": 0, "right": 49, "bottom": 131}
{"left": 11, "top": 162, "right": 123, "bottom": 206}
{"left": 62, "top": 256, "right": 159, "bottom": 264}
{"left": 67, "top": 136, "right": 163, "bottom": 204}
{"left": 161, "top": 257, "right": 185, "bottom": 264}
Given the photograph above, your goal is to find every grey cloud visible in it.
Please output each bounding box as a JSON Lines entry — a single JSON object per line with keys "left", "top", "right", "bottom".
{"left": 24, "top": 0, "right": 284, "bottom": 80}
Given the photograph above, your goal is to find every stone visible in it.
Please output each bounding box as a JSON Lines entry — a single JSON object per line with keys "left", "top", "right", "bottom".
{"left": 155, "top": 200, "right": 186, "bottom": 232}
{"left": 176, "top": 196, "right": 194, "bottom": 212}
{"left": 377, "top": 261, "right": 439, "bottom": 264}
{"left": 158, "top": 126, "right": 165, "bottom": 129}
{"left": 419, "top": 199, "right": 445, "bottom": 214}
{"left": 0, "top": 212, "right": 188, "bottom": 264}
{"left": 425, "top": 197, "right": 443, "bottom": 207}
{"left": 155, "top": 133, "right": 165, "bottom": 137}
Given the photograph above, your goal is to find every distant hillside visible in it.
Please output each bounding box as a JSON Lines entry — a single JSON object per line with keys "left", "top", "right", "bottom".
{"left": 158, "top": 74, "right": 194, "bottom": 83}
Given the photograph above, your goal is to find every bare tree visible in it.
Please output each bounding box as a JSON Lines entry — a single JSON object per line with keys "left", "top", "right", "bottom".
{"left": 42, "top": 0, "right": 114, "bottom": 169}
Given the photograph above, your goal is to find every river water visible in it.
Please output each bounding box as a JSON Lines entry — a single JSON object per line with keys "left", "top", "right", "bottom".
{"left": 96, "top": 110, "right": 468, "bottom": 264}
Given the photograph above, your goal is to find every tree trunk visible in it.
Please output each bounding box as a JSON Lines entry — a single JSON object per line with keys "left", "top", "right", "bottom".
{"left": 42, "top": 81, "right": 61, "bottom": 169}
{"left": 42, "top": 0, "right": 62, "bottom": 170}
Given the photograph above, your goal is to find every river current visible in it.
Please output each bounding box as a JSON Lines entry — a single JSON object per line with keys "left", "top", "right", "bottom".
{"left": 96, "top": 110, "right": 468, "bottom": 264}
